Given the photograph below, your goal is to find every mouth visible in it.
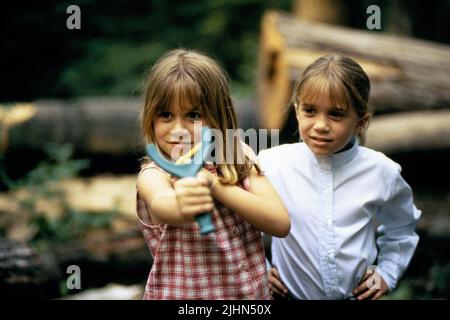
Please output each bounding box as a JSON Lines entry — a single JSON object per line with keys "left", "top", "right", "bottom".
{"left": 310, "top": 136, "right": 333, "bottom": 142}
{"left": 309, "top": 136, "right": 333, "bottom": 146}
{"left": 165, "top": 142, "right": 194, "bottom": 160}
{"left": 167, "top": 141, "right": 192, "bottom": 145}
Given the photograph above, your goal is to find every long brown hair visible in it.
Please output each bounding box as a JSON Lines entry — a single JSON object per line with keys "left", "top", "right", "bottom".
{"left": 140, "top": 49, "right": 254, "bottom": 184}
{"left": 292, "top": 54, "right": 372, "bottom": 144}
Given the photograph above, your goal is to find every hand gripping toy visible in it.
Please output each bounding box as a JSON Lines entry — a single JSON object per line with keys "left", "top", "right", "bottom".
{"left": 146, "top": 126, "right": 215, "bottom": 235}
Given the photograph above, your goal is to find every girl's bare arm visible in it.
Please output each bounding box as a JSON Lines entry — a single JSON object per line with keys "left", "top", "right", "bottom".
{"left": 137, "top": 168, "right": 213, "bottom": 225}
{"left": 210, "top": 167, "right": 290, "bottom": 237}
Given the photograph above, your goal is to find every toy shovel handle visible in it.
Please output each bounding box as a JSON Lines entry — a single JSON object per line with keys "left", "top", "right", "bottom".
{"left": 196, "top": 213, "right": 215, "bottom": 235}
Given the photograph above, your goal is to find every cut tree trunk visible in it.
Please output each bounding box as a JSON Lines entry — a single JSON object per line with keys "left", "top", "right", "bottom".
{"left": 1, "top": 173, "right": 152, "bottom": 298}
{"left": 293, "top": 0, "right": 414, "bottom": 35}
{"left": 365, "top": 110, "right": 450, "bottom": 154}
{"left": 0, "top": 220, "right": 151, "bottom": 298}
{"left": 49, "top": 225, "right": 152, "bottom": 290}
{"left": 0, "top": 239, "right": 61, "bottom": 298}
{"left": 293, "top": 0, "right": 347, "bottom": 25}
{"left": 5, "top": 96, "right": 257, "bottom": 157}
{"left": 8, "top": 97, "right": 143, "bottom": 156}
{"left": 258, "top": 10, "right": 450, "bottom": 130}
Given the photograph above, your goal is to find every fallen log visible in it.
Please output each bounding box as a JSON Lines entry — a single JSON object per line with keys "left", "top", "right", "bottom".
{"left": 5, "top": 96, "right": 257, "bottom": 157}
{"left": 0, "top": 173, "right": 152, "bottom": 297}
{"left": 49, "top": 225, "right": 152, "bottom": 290}
{"left": 8, "top": 97, "right": 142, "bottom": 156}
{"left": 0, "top": 239, "right": 61, "bottom": 298}
{"left": 292, "top": 0, "right": 415, "bottom": 35}
{"left": 258, "top": 10, "right": 450, "bottom": 130}
{"left": 365, "top": 110, "right": 450, "bottom": 154}
{"left": 293, "top": 0, "right": 347, "bottom": 25}
{"left": 0, "top": 220, "right": 151, "bottom": 298}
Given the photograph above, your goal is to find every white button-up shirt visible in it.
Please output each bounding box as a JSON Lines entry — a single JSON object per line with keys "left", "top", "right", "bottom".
{"left": 258, "top": 140, "right": 421, "bottom": 299}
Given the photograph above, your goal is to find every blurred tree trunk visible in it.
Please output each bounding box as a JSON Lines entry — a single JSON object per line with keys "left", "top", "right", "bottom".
{"left": 49, "top": 225, "right": 152, "bottom": 290}
{"left": 293, "top": 0, "right": 414, "bottom": 36}
{"left": 6, "top": 96, "right": 256, "bottom": 158}
{"left": 365, "top": 110, "right": 450, "bottom": 154}
{"left": 8, "top": 97, "right": 142, "bottom": 156}
{"left": 0, "top": 221, "right": 151, "bottom": 298}
{"left": 258, "top": 11, "right": 450, "bottom": 133}
{"left": 0, "top": 239, "right": 61, "bottom": 298}
{"left": 293, "top": 0, "right": 347, "bottom": 25}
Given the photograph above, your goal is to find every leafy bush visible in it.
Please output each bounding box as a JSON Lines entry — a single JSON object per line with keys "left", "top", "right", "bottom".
{"left": 1, "top": 0, "right": 291, "bottom": 101}
{"left": 1, "top": 144, "right": 118, "bottom": 247}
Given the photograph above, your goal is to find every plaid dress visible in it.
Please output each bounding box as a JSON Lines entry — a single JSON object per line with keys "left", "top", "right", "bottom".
{"left": 136, "top": 162, "right": 270, "bottom": 300}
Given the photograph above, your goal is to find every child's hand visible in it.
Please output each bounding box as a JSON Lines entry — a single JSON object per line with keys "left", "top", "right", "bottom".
{"left": 174, "top": 171, "right": 215, "bottom": 222}
{"left": 197, "top": 168, "right": 217, "bottom": 189}
{"left": 352, "top": 266, "right": 389, "bottom": 300}
{"left": 268, "top": 266, "right": 289, "bottom": 298}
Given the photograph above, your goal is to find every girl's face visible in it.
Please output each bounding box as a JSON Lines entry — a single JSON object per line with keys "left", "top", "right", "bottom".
{"left": 296, "top": 94, "right": 366, "bottom": 156}
{"left": 153, "top": 99, "right": 207, "bottom": 161}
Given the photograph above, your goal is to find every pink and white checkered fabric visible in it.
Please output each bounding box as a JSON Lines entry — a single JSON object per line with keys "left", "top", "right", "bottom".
{"left": 136, "top": 162, "right": 270, "bottom": 300}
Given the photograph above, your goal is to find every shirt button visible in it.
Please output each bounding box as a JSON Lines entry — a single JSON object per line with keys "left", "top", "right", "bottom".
{"left": 240, "top": 263, "right": 248, "bottom": 271}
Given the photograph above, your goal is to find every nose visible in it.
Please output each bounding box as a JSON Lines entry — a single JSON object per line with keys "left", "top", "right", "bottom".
{"left": 170, "top": 119, "right": 190, "bottom": 141}
{"left": 313, "top": 115, "right": 330, "bottom": 133}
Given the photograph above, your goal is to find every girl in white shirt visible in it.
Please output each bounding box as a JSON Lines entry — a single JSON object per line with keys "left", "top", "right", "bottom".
{"left": 258, "top": 54, "right": 421, "bottom": 300}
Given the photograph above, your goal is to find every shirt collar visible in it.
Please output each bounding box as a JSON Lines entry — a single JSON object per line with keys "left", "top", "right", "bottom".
{"left": 304, "top": 136, "right": 359, "bottom": 170}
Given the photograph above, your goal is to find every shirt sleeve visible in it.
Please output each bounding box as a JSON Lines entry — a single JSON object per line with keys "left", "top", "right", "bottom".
{"left": 375, "top": 164, "right": 421, "bottom": 290}
{"left": 257, "top": 148, "right": 278, "bottom": 177}
{"left": 257, "top": 149, "right": 269, "bottom": 175}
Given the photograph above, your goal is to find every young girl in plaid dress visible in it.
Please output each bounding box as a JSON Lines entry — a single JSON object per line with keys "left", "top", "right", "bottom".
{"left": 136, "top": 49, "right": 290, "bottom": 300}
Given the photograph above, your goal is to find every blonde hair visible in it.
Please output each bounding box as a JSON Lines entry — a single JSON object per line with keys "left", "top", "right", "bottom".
{"left": 140, "top": 49, "right": 254, "bottom": 184}
{"left": 292, "top": 54, "right": 371, "bottom": 144}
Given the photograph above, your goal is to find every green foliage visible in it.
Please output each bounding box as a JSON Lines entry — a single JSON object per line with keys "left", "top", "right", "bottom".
{"left": 1, "top": 0, "right": 292, "bottom": 101}
{"left": 386, "top": 263, "right": 450, "bottom": 299}
{"left": 59, "top": 41, "right": 169, "bottom": 96}
{"left": 5, "top": 144, "right": 89, "bottom": 190}
{"left": 56, "top": 0, "right": 293, "bottom": 98}
{"left": 427, "top": 263, "right": 450, "bottom": 298}
{"left": 2, "top": 1, "right": 448, "bottom": 102}
{"left": 32, "top": 207, "right": 119, "bottom": 245}
{"left": 1, "top": 143, "right": 118, "bottom": 247}
{"left": 384, "top": 281, "right": 414, "bottom": 300}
